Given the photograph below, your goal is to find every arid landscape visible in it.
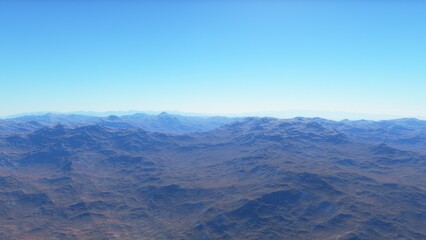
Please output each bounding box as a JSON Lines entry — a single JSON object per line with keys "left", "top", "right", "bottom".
{"left": 1, "top": 113, "right": 426, "bottom": 239}
{"left": 2, "top": 2, "right": 426, "bottom": 239}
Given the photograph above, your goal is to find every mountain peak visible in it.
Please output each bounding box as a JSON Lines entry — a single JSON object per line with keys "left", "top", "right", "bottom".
{"left": 106, "top": 115, "right": 120, "bottom": 121}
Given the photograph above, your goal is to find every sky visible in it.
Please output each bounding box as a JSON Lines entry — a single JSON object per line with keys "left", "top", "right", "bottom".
{"left": 1, "top": 1, "right": 425, "bottom": 119}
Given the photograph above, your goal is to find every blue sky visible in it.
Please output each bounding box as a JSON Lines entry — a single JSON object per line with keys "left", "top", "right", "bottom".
{"left": 1, "top": 1, "right": 425, "bottom": 119}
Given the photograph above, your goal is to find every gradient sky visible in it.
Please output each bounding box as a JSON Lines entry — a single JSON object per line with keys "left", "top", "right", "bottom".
{"left": 1, "top": 1, "right": 425, "bottom": 119}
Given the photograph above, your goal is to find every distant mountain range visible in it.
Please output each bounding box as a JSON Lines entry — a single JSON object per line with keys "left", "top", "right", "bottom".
{"left": 0, "top": 112, "right": 239, "bottom": 135}
{"left": 4, "top": 109, "right": 424, "bottom": 121}
{"left": 1, "top": 113, "right": 426, "bottom": 239}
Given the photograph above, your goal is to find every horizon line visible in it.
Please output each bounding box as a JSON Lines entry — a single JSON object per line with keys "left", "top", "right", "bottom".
{"left": 1, "top": 110, "right": 425, "bottom": 122}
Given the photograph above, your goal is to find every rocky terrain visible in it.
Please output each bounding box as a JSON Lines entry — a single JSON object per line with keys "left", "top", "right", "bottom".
{"left": 0, "top": 113, "right": 426, "bottom": 239}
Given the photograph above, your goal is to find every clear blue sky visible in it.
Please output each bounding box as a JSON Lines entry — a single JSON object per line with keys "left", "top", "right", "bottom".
{"left": 1, "top": 1, "right": 425, "bottom": 119}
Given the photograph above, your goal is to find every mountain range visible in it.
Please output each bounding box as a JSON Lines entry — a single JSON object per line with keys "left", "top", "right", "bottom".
{"left": 0, "top": 113, "right": 426, "bottom": 239}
